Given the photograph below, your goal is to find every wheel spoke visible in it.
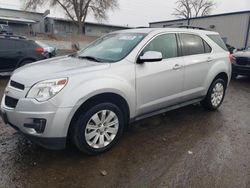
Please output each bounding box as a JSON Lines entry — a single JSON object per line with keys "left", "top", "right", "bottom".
{"left": 86, "top": 130, "right": 98, "bottom": 140}
{"left": 105, "top": 111, "right": 116, "bottom": 123}
{"left": 92, "top": 134, "right": 99, "bottom": 145}
{"left": 86, "top": 123, "right": 98, "bottom": 130}
{"left": 91, "top": 113, "right": 101, "bottom": 125}
{"left": 106, "top": 119, "right": 118, "bottom": 127}
{"left": 99, "top": 135, "right": 105, "bottom": 147}
{"left": 106, "top": 127, "right": 118, "bottom": 134}
{"left": 100, "top": 110, "right": 107, "bottom": 123}
{"left": 104, "top": 132, "right": 111, "bottom": 141}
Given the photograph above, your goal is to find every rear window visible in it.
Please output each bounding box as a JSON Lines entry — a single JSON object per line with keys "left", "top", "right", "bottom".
{"left": 207, "top": 34, "right": 228, "bottom": 51}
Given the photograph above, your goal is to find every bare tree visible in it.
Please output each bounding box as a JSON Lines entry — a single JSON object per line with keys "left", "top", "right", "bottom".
{"left": 173, "top": 0, "right": 215, "bottom": 24}
{"left": 24, "top": 0, "right": 118, "bottom": 34}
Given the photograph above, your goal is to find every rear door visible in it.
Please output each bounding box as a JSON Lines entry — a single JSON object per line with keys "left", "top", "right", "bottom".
{"left": 179, "top": 33, "right": 213, "bottom": 101}
{"left": 0, "top": 39, "right": 27, "bottom": 71}
{"left": 136, "top": 33, "right": 185, "bottom": 115}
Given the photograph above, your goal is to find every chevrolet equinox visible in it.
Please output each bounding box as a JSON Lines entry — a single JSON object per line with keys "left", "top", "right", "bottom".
{"left": 1, "top": 28, "right": 232, "bottom": 154}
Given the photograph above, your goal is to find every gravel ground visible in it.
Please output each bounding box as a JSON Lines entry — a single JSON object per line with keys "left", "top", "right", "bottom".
{"left": 0, "top": 77, "right": 250, "bottom": 188}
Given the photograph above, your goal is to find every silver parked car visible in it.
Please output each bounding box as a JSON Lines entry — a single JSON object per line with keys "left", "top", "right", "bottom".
{"left": 0, "top": 28, "right": 232, "bottom": 154}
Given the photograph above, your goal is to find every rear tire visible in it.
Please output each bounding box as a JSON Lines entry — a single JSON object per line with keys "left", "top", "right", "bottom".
{"left": 71, "top": 102, "right": 125, "bottom": 155}
{"left": 201, "top": 78, "right": 226, "bottom": 111}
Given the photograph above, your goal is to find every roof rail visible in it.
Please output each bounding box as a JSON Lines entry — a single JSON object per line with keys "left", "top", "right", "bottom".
{"left": 0, "top": 34, "right": 26, "bottom": 39}
{"left": 177, "top": 25, "right": 208, "bottom": 30}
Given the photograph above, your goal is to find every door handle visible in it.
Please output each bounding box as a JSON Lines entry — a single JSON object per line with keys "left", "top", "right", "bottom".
{"left": 173, "top": 64, "right": 182, "bottom": 70}
{"left": 207, "top": 57, "right": 213, "bottom": 62}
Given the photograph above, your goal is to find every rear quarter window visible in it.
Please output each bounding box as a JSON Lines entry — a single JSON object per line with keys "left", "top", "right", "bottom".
{"left": 207, "top": 34, "right": 228, "bottom": 51}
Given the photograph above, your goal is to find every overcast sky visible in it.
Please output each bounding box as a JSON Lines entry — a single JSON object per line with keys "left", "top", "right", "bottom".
{"left": 1, "top": 0, "right": 250, "bottom": 27}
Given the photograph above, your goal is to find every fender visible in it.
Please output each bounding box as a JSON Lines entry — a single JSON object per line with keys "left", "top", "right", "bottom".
{"left": 51, "top": 76, "right": 136, "bottom": 118}
{"left": 203, "top": 58, "right": 231, "bottom": 96}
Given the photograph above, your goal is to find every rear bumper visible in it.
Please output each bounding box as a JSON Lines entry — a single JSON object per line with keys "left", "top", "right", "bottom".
{"left": 232, "top": 64, "right": 250, "bottom": 75}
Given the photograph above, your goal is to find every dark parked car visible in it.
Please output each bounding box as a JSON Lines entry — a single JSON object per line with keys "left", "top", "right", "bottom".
{"left": 226, "top": 43, "right": 236, "bottom": 54}
{"left": 0, "top": 35, "right": 47, "bottom": 75}
{"left": 0, "top": 24, "right": 13, "bottom": 35}
{"left": 232, "top": 46, "right": 250, "bottom": 78}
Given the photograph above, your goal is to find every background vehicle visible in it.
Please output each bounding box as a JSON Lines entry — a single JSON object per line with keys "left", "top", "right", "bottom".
{"left": 36, "top": 41, "right": 57, "bottom": 58}
{"left": 1, "top": 28, "right": 231, "bottom": 155}
{"left": 0, "top": 24, "right": 13, "bottom": 35}
{"left": 0, "top": 35, "right": 47, "bottom": 75}
{"left": 226, "top": 43, "right": 236, "bottom": 54}
{"left": 232, "top": 46, "right": 250, "bottom": 78}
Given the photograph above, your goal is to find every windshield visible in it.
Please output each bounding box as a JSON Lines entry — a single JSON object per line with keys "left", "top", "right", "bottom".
{"left": 78, "top": 33, "right": 146, "bottom": 62}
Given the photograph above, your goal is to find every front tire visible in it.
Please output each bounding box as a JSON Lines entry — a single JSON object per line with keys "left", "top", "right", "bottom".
{"left": 201, "top": 78, "right": 226, "bottom": 111}
{"left": 71, "top": 103, "right": 125, "bottom": 155}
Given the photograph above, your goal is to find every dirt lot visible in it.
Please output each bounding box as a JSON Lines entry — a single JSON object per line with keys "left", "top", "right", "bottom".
{"left": 0, "top": 77, "right": 250, "bottom": 188}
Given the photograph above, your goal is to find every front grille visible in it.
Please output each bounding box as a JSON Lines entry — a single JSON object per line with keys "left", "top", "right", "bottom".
{"left": 236, "top": 57, "right": 250, "bottom": 66}
{"left": 10, "top": 80, "right": 25, "bottom": 90}
{"left": 5, "top": 96, "right": 18, "bottom": 108}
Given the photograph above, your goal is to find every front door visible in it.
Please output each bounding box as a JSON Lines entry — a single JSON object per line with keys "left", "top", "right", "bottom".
{"left": 136, "top": 33, "right": 184, "bottom": 116}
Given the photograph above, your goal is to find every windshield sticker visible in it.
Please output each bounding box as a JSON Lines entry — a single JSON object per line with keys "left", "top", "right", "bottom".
{"left": 118, "top": 36, "right": 137, "bottom": 41}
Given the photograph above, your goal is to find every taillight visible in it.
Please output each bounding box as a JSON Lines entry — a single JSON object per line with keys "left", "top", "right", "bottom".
{"left": 35, "top": 47, "right": 44, "bottom": 54}
{"left": 229, "top": 54, "right": 235, "bottom": 63}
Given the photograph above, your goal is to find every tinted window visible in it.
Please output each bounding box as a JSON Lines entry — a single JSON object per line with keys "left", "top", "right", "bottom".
{"left": 0, "top": 39, "right": 6, "bottom": 49}
{"left": 180, "top": 34, "right": 207, "bottom": 56}
{"left": 15, "top": 40, "right": 28, "bottom": 49}
{"left": 203, "top": 40, "right": 212, "bottom": 53}
{"left": 0, "top": 39, "right": 15, "bottom": 49}
{"left": 207, "top": 34, "right": 228, "bottom": 51}
{"left": 142, "top": 34, "right": 178, "bottom": 59}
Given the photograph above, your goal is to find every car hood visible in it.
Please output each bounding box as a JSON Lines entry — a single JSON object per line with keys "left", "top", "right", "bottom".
{"left": 11, "top": 56, "right": 110, "bottom": 87}
{"left": 234, "top": 51, "right": 250, "bottom": 58}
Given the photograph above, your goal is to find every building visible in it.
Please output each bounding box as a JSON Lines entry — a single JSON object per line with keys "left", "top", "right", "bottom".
{"left": 0, "top": 8, "right": 130, "bottom": 37}
{"left": 0, "top": 8, "right": 49, "bottom": 36}
{"left": 45, "top": 17, "right": 130, "bottom": 37}
{"left": 149, "top": 10, "right": 250, "bottom": 49}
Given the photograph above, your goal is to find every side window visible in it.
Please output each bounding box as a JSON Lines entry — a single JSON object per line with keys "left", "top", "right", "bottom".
{"left": 15, "top": 40, "right": 28, "bottom": 49}
{"left": 0, "top": 39, "right": 15, "bottom": 50}
{"left": 180, "top": 34, "right": 207, "bottom": 56}
{"left": 207, "top": 34, "right": 228, "bottom": 51}
{"left": 142, "top": 34, "right": 178, "bottom": 59}
{"left": 203, "top": 40, "right": 212, "bottom": 53}
{"left": 0, "top": 39, "right": 5, "bottom": 49}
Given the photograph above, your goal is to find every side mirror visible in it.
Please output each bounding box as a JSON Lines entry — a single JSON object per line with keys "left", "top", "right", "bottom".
{"left": 137, "top": 51, "right": 163, "bottom": 64}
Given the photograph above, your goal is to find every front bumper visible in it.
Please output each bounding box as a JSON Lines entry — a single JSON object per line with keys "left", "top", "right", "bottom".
{"left": 0, "top": 93, "right": 73, "bottom": 150}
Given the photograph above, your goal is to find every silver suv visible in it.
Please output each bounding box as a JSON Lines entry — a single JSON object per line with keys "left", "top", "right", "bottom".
{"left": 1, "top": 28, "right": 232, "bottom": 154}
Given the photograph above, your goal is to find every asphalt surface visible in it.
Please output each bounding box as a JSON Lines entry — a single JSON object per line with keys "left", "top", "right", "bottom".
{"left": 0, "top": 77, "right": 250, "bottom": 188}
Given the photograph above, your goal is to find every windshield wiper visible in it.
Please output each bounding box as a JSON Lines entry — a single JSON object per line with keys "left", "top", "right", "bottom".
{"left": 78, "top": 56, "right": 102, "bottom": 62}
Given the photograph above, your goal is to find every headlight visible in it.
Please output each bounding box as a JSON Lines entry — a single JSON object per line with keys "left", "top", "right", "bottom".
{"left": 26, "top": 78, "right": 68, "bottom": 102}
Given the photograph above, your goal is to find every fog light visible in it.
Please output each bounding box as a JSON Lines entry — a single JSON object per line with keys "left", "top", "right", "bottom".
{"left": 24, "top": 118, "right": 46, "bottom": 133}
